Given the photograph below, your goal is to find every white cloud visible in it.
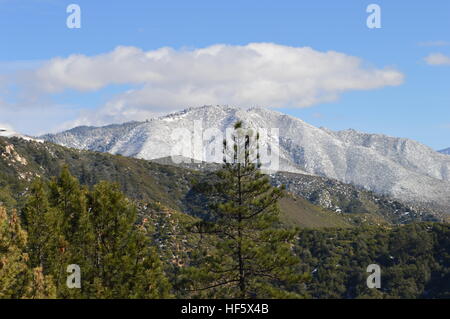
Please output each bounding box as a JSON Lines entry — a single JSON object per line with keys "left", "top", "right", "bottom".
{"left": 424, "top": 53, "right": 450, "bottom": 66}
{"left": 21, "top": 43, "right": 404, "bottom": 127}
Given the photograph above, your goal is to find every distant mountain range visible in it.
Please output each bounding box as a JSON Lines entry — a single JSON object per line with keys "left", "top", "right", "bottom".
{"left": 40, "top": 105, "right": 450, "bottom": 212}
{"left": 439, "top": 148, "right": 450, "bottom": 155}
{"left": 0, "top": 127, "right": 37, "bottom": 142}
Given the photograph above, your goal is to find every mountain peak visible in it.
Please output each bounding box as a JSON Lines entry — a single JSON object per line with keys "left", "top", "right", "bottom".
{"left": 40, "top": 106, "right": 450, "bottom": 212}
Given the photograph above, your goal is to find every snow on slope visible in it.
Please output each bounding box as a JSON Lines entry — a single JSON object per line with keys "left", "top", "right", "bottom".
{"left": 439, "top": 148, "right": 450, "bottom": 155}
{"left": 0, "top": 127, "right": 41, "bottom": 142}
{"left": 40, "top": 105, "right": 450, "bottom": 210}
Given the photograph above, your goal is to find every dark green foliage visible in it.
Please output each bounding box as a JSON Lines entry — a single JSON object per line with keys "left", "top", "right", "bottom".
{"left": 0, "top": 206, "right": 56, "bottom": 298}
{"left": 20, "top": 167, "right": 171, "bottom": 299}
{"left": 296, "top": 223, "right": 450, "bottom": 298}
{"left": 182, "top": 122, "right": 306, "bottom": 298}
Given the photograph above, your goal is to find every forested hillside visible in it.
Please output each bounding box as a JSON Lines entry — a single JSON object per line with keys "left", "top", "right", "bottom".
{"left": 0, "top": 137, "right": 355, "bottom": 228}
{"left": 0, "top": 136, "right": 449, "bottom": 299}
{"left": 296, "top": 223, "right": 450, "bottom": 298}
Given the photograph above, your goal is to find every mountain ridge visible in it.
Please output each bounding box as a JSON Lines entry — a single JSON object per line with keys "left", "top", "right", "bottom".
{"left": 40, "top": 105, "right": 450, "bottom": 213}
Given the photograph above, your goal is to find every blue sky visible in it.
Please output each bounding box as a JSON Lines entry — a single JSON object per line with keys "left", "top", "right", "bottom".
{"left": 1, "top": 0, "right": 449, "bottom": 149}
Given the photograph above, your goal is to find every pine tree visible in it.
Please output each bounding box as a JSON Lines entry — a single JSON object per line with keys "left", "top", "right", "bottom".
{"left": 23, "top": 179, "right": 53, "bottom": 269}
{"left": 25, "top": 169, "right": 86, "bottom": 297}
{"left": 0, "top": 206, "right": 56, "bottom": 298}
{"left": 47, "top": 166, "right": 88, "bottom": 245}
{"left": 0, "top": 206, "right": 30, "bottom": 298}
{"left": 184, "top": 121, "right": 305, "bottom": 298}
{"left": 85, "top": 181, "right": 171, "bottom": 298}
{"left": 23, "top": 266, "right": 57, "bottom": 299}
{"left": 22, "top": 178, "right": 65, "bottom": 297}
{"left": 22, "top": 168, "right": 171, "bottom": 299}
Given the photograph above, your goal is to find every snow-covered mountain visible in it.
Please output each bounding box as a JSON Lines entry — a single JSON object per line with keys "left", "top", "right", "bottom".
{"left": 439, "top": 148, "right": 450, "bottom": 155}
{"left": 0, "top": 127, "right": 40, "bottom": 142}
{"left": 40, "top": 105, "right": 450, "bottom": 211}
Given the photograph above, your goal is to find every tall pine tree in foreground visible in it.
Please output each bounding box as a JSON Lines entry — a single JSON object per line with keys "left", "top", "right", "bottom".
{"left": 184, "top": 121, "right": 305, "bottom": 298}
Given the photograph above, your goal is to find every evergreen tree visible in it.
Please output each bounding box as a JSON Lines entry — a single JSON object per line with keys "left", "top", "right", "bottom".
{"left": 47, "top": 166, "right": 88, "bottom": 245}
{"left": 0, "top": 206, "right": 30, "bottom": 298}
{"left": 184, "top": 121, "right": 304, "bottom": 298}
{"left": 23, "top": 180, "right": 54, "bottom": 269}
{"left": 85, "top": 181, "right": 171, "bottom": 298}
{"left": 25, "top": 169, "right": 87, "bottom": 297}
{"left": 0, "top": 206, "right": 56, "bottom": 298}
{"left": 23, "top": 267, "right": 57, "bottom": 299}
{"left": 22, "top": 168, "right": 171, "bottom": 299}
